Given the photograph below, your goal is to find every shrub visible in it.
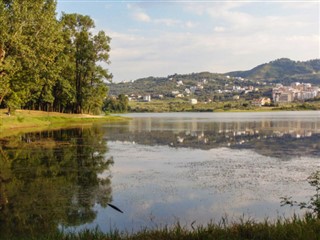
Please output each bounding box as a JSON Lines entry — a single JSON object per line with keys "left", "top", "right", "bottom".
{"left": 281, "top": 171, "right": 320, "bottom": 218}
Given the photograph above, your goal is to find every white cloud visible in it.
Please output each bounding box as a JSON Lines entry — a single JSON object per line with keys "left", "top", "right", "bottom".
{"left": 103, "top": 2, "right": 319, "bottom": 81}
{"left": 128, "top": 2, "right": 196, "bottom": 29}
{"left": 154, "top": 18, "right": 181, "bottom": 27}
{"left": 58, "top": 0, "right": 319, "bottom": 82}
{"left": 126, "top": 3, "right": 133, "bottom": 10}
{"left": 104, "top": 4, "right": 112, "bottom": 9}
{"left": 128, "top": 3, "right": 152, "bottom": 23}
{"left": 184, "top": 2, "right": 318, "bottom": 36}
{"left": 185, "top": 21, "right": 197, "bottom": 28}
{"left": 134, "top": 12, "right": 151, "bottom": 22}
{"left": 214, "top": 26, "right": 226, "bottom": 32}
{"left": 107, "top": 22, "right": 319, "bottom": 82}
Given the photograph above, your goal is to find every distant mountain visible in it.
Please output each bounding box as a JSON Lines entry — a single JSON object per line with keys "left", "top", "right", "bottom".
{"left": 109, "top": 58, "right": 320, "bottom": 98}
{"left": 226, "top": 58, "right": 320, "bottom": 84}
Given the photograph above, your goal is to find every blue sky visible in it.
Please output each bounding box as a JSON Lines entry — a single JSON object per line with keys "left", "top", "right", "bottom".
{"left": 57, "top": 0, "right": 320, "bottom": 82}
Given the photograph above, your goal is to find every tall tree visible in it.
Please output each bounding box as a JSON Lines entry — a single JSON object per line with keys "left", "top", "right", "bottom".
{"left": 0, "top": 0, "right": 63, "bottom": 111}
{"left": 60, "top": 13, "right": 111, "bottom": 114}
{"left": 0, "top": 2, "right": 111, "bottom": 114}
{"left": 0, "top": 0, "right": 13, "bottom": 107}
{"left": 0, "top": 47, "right": 9, "bottom": 106}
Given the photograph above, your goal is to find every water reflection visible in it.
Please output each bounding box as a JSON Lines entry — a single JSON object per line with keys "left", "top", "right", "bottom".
{"left": 0, "top": 127, "right": 113, "bottom": 239}
{"left": 105, "top": 112, "right": 320, "bottom": 159}
{"left": 1, "top": 112, "right": 320, "bottom": 236}
{"left": 95, "top": 112, "right": 320, "bottom": 232}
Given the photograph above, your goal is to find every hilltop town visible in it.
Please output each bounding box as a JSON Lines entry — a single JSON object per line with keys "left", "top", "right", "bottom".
{"left": 108, "top": 59, "right": 320, "bottom": 109}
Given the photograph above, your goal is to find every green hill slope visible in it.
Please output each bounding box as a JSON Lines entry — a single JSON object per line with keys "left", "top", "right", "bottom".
{"left": 227, "top": 58, "right": 320, "bottom": 84}
{"left": 109, "top": 58, "right": 320, "bottom": 98}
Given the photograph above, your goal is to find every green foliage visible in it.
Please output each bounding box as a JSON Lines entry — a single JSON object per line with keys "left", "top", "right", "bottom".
{"left": 275, "top": 102, "right": 320, "bottom": 111}
{"left": 228, "top": 58, "right": 320, "bottom": 84}
{"left": 5, "top": 91, "right": 22, "bottom": 112}
{"left": 281, "top": 171, "right": 320, "bottom": 219}
{"left": 103, "top": 94, "right": 129, "bottom": 113}
{"left": 0, "top": 2, "right": 111, "bottom": 114}
{"left": 59, "top": 13, "right": 111, "bottom": 114}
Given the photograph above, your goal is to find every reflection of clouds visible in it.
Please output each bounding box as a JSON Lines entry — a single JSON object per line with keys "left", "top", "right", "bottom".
{"left": 98, "top": 113, "right": 320, "bottom": 230}
{"left": 182, "top": 148, "right": 315, "bottom": 201}
{"left": 137, "top": 201, "right": 153, "bottom": 212}
{"left": 105, "top": 141, "right": 318, "bottom": 231}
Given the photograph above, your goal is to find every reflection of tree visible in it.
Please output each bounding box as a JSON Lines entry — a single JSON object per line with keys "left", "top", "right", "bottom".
{"left": 0, "top": 126, "right": 113, "bottom": 239}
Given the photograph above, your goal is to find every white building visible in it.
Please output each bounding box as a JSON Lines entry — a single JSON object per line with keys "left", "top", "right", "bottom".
{"left": 272, "top": 82, "right": 319, "bottom": 103}
{"left": 143, "top": 95, "right": 151, "bottom": 102}
{"left": 175, "top": 94, "right": 184, "bottom": 98}
{"left": 190, "top": 86, "right": 197, "bottom": 93}
{"left": 190, "top": 99, "right": 198, "bottom": 105}
{"left": 176, "top": 80, "right": 184, "bottom": 86}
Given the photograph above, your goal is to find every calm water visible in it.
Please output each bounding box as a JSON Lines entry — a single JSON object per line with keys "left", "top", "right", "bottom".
{"left": 0, "top": 111, "right": 320, "bottom": 237}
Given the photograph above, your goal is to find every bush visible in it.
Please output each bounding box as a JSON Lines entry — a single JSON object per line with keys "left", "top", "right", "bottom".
{"left": 281, "top": 171, "right": 320, "bottom": 218}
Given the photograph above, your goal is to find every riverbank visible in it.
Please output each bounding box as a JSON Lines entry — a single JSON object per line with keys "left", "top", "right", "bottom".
{"left": 0, "top": 109, "right": 126, "bottom": 137}
{"left": 16, "top": 214, "right": 320, "bottom": 240}
{"left": 128, "top": 99, "right": 320, "bottom": 112}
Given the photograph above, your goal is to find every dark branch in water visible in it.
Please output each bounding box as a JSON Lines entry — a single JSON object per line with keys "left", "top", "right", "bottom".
{"left": 107, "top": 203, "right": 123, "bottom": 213}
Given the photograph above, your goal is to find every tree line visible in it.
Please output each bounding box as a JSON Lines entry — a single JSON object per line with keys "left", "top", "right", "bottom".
{"left": 0, "top": 0, "right": 111, "bottom": 114}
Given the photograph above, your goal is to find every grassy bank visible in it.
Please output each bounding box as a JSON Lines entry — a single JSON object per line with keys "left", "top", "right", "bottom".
{"left": 13, "top": 214, "right": 320, "bottom": 240}
{"left": 129, "top": 99, "right": 320, "bottom": 112}
{"left": 0, "top": 109, "right": 126, "bottom": 137}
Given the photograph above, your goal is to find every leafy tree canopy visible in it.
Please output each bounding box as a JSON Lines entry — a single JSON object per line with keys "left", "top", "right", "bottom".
{"left": 0, "top": 1, "right": 112, "bottom": 114}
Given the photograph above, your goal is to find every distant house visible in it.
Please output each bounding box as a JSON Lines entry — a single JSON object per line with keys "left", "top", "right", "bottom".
{"left": 190, "top": 86, "right": 197, "bottom": 93}
{"left": 151, "top": 94, "right": 163, "bottom": 99}
{"left": 176, "top": 80, "right": 184, "bottom": 86}
{"left": 233, "top": 95, "right": 240, "bottom": 100}
{"left": 185, "top": 88, "right": 191, "bottom": 94}
{"left": 252, "top": 97, "right": 271, "bottom": 107}
{"left": 190, "top": 98, "right": 198, "bottom": 105}
{"left": 175, "top": 94, "right": 184, "bottom": 98}
{"left": 143, "top": 95, "right": 151, "bottom": 102}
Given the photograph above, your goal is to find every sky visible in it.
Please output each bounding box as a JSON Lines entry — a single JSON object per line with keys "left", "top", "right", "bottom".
{"left": 56, "top": 0, "right": 320, "bottom": 82}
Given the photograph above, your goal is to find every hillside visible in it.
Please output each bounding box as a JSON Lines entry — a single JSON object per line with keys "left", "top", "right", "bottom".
{"left": 227, "top": 58, "right": 320, "bottom": 84}
{"left": 109, "top": 58, "right": 320, "bottom": 100}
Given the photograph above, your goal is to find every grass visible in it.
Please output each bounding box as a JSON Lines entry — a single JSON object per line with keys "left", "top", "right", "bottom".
{"left": 11, "top": 214, "right": 320, "bottom": 240}
{"left": 0, "top": 109, "right": 127, "bottom": 138}
{"left": 128, "top": 99, "right": 320, "bottom": 113}
{"left": 129, "top": 99, "right": 253, "bottom": 112}
{"left": 130, "top": 100, "right": 320, "bottom": 112}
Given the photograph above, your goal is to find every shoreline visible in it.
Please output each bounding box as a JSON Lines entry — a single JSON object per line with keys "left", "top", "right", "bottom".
{"left": 1, "top": 108, "right": 319, "bottom": 137}
{"left": 0, "top": 109, "right": 127, "bottom": 138}
{"left": 128, "top": 99, "right": 320, "bottom": 113}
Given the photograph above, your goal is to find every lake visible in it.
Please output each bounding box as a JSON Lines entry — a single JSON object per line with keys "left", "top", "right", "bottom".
{"left": 0, "top": 111, "right": 320, "bottom": 238}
